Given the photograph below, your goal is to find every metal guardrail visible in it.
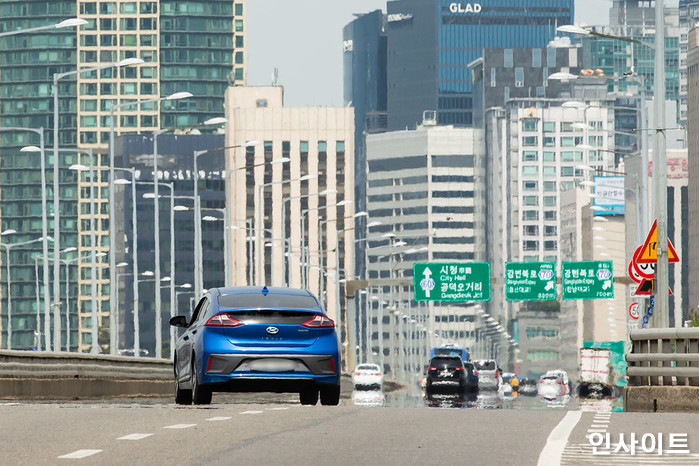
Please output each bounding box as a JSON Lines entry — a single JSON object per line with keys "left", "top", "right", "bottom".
{"left": 626, "top": 328, "right": 699, "bottom": 386}
{"left": 0, "top": 350, "right": 172, "bottom": 380}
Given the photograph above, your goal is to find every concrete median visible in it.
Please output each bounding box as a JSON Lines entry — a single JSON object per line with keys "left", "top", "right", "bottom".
{"left": 624, "top": 386, "right": 699, "bottom": 413}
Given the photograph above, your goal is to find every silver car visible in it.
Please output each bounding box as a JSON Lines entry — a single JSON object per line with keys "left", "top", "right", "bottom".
{"left": 473, "top": 359, "right": 502, "bottom": 391}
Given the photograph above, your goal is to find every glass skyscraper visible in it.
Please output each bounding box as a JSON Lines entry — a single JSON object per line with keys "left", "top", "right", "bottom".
{"left": 385, "top": 0, "right": 574, "bottom": 130}
{"left": 0, "top": 1, "right": 244, "bottom": 351}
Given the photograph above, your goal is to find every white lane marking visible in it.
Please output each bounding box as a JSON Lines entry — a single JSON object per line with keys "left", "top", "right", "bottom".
{"left": 164, "top": 424, "right": 196, "bottom": 429}
{"left": 118, "top": 433, "right": 153, "bottom": 441}
{"left": 537, "top": 411, "right": 583, "bottom": 466}
{"left": 587, "top": 429, "right": 607, "bottom": 433}
{"left": 266, "top": 407, "right": 289, "bottom": 411}
{"left": 206, "top": 416, "right": 232, "bottom": 421}
{"left": 590, "top": 424, "right": 609, "bottom": 428}
{"left": 241, "top": 410, "right": 263, "bottom": 415}
{"left": 58, "top": 450, "right": 102, "bottom": 459}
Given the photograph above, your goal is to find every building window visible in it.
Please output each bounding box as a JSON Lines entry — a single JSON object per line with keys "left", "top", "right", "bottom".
{"left": 522, "top": 166, "right": 539, "bottom": 176}
{"left": 523, "top": 196, "right": 538, "bottom": 206}
{"left": 544, "top": 225, "right": 557, "bottom": 236}
{"left": 543, "top": 122, "right": 555, "bottom": 132}
{"left": 544, "top": 181, "right": 556, "bottom": 192}
{"left": 522, "top": 151, "right": 538, "bottom": 162}
{"left": 532, "top": 49, "right": 542, "bottom": 68}
{"left": 543, "top": 196, "right": 556, "bottom": 207}
{"left": 543, "top": 166, "right": 556, "bottom": 177}
{"left": 504, "top": 49, "right": 513, "bottom": 68}
{"left": 522, "top": 136, "right": 538, "bottom": 147}
{"left": 490, "top": 67, "right": 496, "bottom": 87}
{"left": 560, "top": 166, "right": 574, "bottom": 177}
{"left": 523, "top": 210, "right": 539, "bottom": 221}
{"left": 522, "top": 119, "right": 537, "bottom": 132}
{"left": 543, "top": 136, "right": 555, "bottom": 147}
{"left": 524, "top": 225, "right": 539, "bottom": 236}
{"left": 544, "top": 211, "right": 557, "bottom": 221}
{"left": 523, "top": 240, "right": 539, "bottom": 251}
{"left": 515, "top": 67, "right": 524, "bottom": 87}
{"left": 523, "top": 181, "right": 538, "bottom": 191}
{"left": 543, "top": 151, "right": 555, "bottom": 162}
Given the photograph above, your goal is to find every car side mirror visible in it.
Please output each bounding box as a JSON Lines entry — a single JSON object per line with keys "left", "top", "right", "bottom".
{"left": 169, "top": 315, "right": 188, "bottom": 328}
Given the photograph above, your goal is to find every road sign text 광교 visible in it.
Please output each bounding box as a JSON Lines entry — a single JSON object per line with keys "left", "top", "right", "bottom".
{"left": 562, "top": 261, "right": 614, "bottom": 300}
{"left": 413, "top": 262, "right": 490, "bottom": 302}
{"left": 505, "top": 262, "right": 556, "bottom": 301}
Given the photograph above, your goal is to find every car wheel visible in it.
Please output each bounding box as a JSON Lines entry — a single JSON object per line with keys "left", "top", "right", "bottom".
{"left": 174, "top": 359, "right": 192, "bottom": 405}
{"left": 191, "top": 360, "right": 212, "bottom": 405}
{"left": 320, "top": 385, "right": 341, "bottom": 406}
{"left": 299, "top": 388, "right": 318, "bottom": 405}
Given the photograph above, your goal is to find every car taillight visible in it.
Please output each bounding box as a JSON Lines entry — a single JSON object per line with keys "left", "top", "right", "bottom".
{"left": 205, "top": 313, "right": 242, "bottom": 327}
{"left": 330, "top": 357, "right": 336, "bottom": 372}
{"left": 473, "top": 369, "right": 478, "bottom": 377}
{"left": 301, "top": 314, "right": 335, "bottom": 328}
{"left": 206, "top": 356, "right": 213, "bottom": 372}
{"left": 428, "top": 366, "right": 436, "bottom": 370}
{"left": 454, "top": 366, "right": 463, "bottom": 371}
{"left": 495, "top": 369, "right": 499, "bottom": 379}
{"left": 377, "top": 373, "right": 383, "bottom": 376}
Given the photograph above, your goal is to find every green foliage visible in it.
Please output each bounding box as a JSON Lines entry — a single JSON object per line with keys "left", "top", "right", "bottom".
{"left": 688, "top": 309, "right": 699, "bottom": 328}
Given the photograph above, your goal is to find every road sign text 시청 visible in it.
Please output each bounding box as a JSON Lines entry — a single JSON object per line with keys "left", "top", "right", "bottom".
{"left": 413, "top": 262, "right": 490, "bottom": 302}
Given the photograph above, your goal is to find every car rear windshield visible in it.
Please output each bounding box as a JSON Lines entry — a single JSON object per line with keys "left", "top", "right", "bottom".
{"left": 357, "top": 364, "right": 379, "bottom": 371}
{"left": 218, "top": 293, "right": 318, "bottom": 310}
{"left": 430, "top": 357, "right": 462, "bottom": 367}
{"left": 434, "top": 348, "right": 465, "bottom": 358}
{"left": 223, "top": 310, "right": 316, "bottom": 325}
{"left": 475, "top": 361, "right": 496, "bottom": 370}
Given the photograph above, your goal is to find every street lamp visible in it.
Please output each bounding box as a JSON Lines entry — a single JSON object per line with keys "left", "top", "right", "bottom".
{"left": 0, "top": 17, "right": 87, "bottom": 37}
{"left": 108, "top": 91, "right": 190, "bottom": 355}
{"left": 56, "top": 58, "right": 144, "bottom": 354}
{"left": 2, "top": 128, "right": 51, "bottom": 351}
{"left": 256, "top": 173, "right": 315, "bottom": 285}
{"left": 559, "top": 4, "right": 669, "bottom": 327}
{"left": 282, "top": 189, "right": 337, "bottom": 287}
{"left": 2, "top": 236, "right": 53, "bottom": 350}
{"left": 194, "top": 140, "right": 263, "bottom": 297}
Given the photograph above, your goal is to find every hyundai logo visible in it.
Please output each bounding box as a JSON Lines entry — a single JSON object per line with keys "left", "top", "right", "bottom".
{"left": 266, "top": 326, "right": 279, "bottom": 335}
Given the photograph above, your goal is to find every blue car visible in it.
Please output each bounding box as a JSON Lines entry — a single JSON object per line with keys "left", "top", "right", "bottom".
{"left": 169, "top": 286, "right": 341, "bottom": 406}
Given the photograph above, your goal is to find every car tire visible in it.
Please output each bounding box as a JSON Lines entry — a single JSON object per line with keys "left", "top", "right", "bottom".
{"left": 299, "top": 388, "right": 318, "bottom": 405}
{"left": 191, "top": 360, "right": 212, "bottom": 405}
{"left": 174, "top": 360, "right": 192, "bottom": 405}
{"left": 320, "top": 385, "right": 341, "bottom": 406}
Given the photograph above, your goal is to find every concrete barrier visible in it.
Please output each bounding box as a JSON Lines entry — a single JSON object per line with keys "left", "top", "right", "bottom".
{"left": 0, "top": 350, "right": 172, "bottom": 400}
{"left": 624, "top": 386, "right": 699, "bottom": 413}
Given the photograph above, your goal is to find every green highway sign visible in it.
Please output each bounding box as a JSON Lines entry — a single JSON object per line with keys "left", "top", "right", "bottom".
{"left": 413, "top": 262, "right": 490, "bottom": 302}
{"left": 505, "top": 262, "right": 556, "bottom": 301}
{"left": 562, "top": 261, "right": 614, "bottom": 300}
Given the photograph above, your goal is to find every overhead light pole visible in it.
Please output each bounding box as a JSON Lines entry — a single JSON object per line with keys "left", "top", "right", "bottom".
{"left": 56, "top": 57, "right": 144, "bottom": 353}
{"left": 1, "top": 128, "right": 50, "bottom": 351}
{"left": 108, "top": 91, "right": 190, "bottom": 356}
{"left": 0, "top": 17, "right": 87, "bottom": 38}
{"left": 193, "top": 140, "right": 262, "bottom": 298}
{"left": 558, "top": 11, "right": 669, "bottom": 327}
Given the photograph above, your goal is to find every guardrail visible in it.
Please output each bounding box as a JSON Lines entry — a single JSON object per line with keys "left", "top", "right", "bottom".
{"left": 626, "top": 328, "right": 699, "bottom": 386}
{"left": 0, "top": 350, "right": 173, "bottom": 399}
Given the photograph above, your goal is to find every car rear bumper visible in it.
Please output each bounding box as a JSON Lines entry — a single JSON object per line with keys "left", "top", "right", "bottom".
{"left": 200, "top": 353, "right": 340, "bottom": 387}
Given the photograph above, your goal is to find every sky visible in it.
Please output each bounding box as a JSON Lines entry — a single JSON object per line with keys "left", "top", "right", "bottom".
{"left": 245, "top": 0, "right": 613, "bottom": 107}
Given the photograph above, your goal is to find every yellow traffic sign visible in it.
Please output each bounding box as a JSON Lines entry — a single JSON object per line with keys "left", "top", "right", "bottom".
{"left": 636, "top": 219, "right": 679, "bottom": 264}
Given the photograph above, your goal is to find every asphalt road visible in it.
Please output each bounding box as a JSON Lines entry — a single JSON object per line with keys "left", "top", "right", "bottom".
{"left": 2, "top": 391, "right": 699, "bottom": 465}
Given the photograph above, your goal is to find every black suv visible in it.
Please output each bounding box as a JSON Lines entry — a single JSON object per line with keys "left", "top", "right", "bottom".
{"left": 425, "top": 356, "right": 479, "bottom": 394}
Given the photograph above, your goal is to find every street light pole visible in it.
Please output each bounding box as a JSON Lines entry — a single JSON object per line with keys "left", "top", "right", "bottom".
{"left": 653, "top": 0, "right": 669, "bottom": 328}
{"left": 109, "top": 92, "right": 190, "bottom": 356}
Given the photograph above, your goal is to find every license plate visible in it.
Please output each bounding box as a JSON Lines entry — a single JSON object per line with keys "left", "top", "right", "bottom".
{"left": 249, "top": 359, "right": 297, "bottom": 372}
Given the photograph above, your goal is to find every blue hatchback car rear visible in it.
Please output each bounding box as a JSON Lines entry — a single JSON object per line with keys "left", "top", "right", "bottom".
{"left": 169, "top": 286, "right": 341, "bottom": 405}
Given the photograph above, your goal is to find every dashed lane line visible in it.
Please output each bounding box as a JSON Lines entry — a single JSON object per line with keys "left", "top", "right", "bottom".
{"left": 57, "top": 450, "right": 102, "bottom": 459}
{"left": 241, "top": 410, "right": 263, "bottom": 415}
{"left": 206, "top": 416, "right": 232, "bottom": 421}
{"left": 118, "top": 433, "right": 153, "bottom": 440}
{"left": 164, "top": 424, "right": 197, "bottom": 429}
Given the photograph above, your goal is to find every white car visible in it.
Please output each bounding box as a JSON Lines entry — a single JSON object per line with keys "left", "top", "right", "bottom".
{"left": 537, "top": 374, "right": 568, "bottom": 399}
{"left": 352, "top": 363, "right": 384, "bottom": 390}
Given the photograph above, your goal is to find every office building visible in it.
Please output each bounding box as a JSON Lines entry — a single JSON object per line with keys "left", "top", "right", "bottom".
{"left": 385, "top": 0, "right": 574, "bottom": 131}
{"left": 343, "top": 10, "right": 387, "bottom": 280}
{"left": 364, "top": 123, "right": 488, "bottom": 373}
{"left": 224, "top": 86, "right": 355, "bottom": 326}
{"left": 0, "top": 1, "right": 244, "bottom": 351}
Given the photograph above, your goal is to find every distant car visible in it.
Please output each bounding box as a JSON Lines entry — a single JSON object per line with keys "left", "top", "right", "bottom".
{"left": 537, "top": 374, "right": 568, "bottom": 399}
{"left": 518, "top": 378, "right": 538, "bottom": 396}
{"left": 473, "top": 359, "right": 501, "bottom": 391}
{"left": 351, "top": 389, "right": 386, "bottom": 407}
{"left": 544, "top": 370, "right": 572, "bottom": 393}
{"left": 425, "top": 356, "right": 478, "bottom": 394}
{"left": 352, "top": 363, "right": 384, "bottom": 390}
{"left": 169, "top": 286, "right": 341, "bottom": 406}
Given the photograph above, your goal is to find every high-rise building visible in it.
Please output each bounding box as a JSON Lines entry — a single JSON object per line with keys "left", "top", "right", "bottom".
{"left": 364, "top": 124, "right": 487, "bottom": 373}
{"left": 384, "top": 0, "right": 574, "bottom": 131}
{"left": 0, "top": 1, "right": 245, "bottom": 351}
{"left": 343, "top": 10, "right": 387, "bottom": 280}
{"left": 224, "top": 86, "right": 355, "bottom": 326}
